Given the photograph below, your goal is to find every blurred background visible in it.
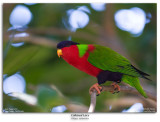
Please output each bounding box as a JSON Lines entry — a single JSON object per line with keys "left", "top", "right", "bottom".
{"left": 3, "top": 3, "right": 156, "bottom": 113}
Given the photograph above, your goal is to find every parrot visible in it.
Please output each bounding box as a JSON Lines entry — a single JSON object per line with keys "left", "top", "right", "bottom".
{"left": 57, "top": 40, "right": 150, "bottom": 98}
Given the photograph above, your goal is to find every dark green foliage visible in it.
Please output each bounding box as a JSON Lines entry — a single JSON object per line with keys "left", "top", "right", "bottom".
{"left": 37, "top": 85, "right": 66, "bottom": 111}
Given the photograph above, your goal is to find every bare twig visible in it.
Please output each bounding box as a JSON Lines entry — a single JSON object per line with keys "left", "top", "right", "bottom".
{"left": 105, "top": 97, "right": 156, "bottom": 111}
{"left": 13, "top": 35, "right": 57, "bottom": 48}
{"left": 88, "top": 90, "right": 97, "bottom": 112}
{"left": 88, "top": 85, "right": 156, "bottom": 112}
{"left": 4, "top": 28, "right": 99, "bottom": 46}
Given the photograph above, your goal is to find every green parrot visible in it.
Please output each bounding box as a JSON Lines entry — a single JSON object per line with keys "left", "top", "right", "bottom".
{"left": 57, "top": 41, "right": 150, "bottom": 98}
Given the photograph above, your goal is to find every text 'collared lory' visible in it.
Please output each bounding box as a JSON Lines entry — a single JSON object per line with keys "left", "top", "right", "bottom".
{"left": 57, "top": 41, "right": 150, "bottom": 98}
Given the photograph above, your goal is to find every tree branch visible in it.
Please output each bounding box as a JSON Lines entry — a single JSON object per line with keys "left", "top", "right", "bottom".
{"left": 88, "top": 85, "right": 156, "bottom": 112}
{"left": 4, "top": 34, "right": 57, "bottom": 48}
{"left": 88, "top": 90, "right": 97, "bottom": 112}
{"left": 102, "top": 85, "right": 156, "bottom": 101}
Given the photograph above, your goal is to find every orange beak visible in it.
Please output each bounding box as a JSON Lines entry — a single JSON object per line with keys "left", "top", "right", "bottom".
{"left": 57, "top": 49, "right": 63, "bottom": 58}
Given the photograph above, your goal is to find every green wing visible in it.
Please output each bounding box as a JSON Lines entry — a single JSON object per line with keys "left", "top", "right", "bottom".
{"left": 88, "top": 45, "right": 141, "bottom": 77}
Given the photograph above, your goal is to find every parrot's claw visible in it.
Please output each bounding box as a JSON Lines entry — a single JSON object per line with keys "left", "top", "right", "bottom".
{"left": 110, "top": 82, "right": 120, "bottom": 94}
{"left": 89, "top": 83, "right": 102, "bottom": 96}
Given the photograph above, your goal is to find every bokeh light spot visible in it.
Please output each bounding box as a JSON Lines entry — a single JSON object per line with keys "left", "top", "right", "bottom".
{"left": 11, "top": 42, "right": 25, "bottom": 47}
{"left": 68, "top": 10, "right": 89, "bottom": 32}
{"left": 78, "top": 6, "right": 90, "bottom": 13}
{"left": 9, "top": 5, "right": 32, "bottom": 28}
{"left": 69, "top": 10, "right": 89, "bottom": 29}
{"left": 122, "top": 103, "right": 144, "bottom": 112}
{"left": 114, "top": 7, "right": 151, "bottom": 36}
{"left": 10, "top": 33, "right": 28, "bottom": 47}
{"left": 90, "top": 3, "right": 106, "bottom": 11}
{"left": 64, "top": 6, "right": 90, "bottom": 32}
{"left": 3, "top": 73, "right": 26, "bottom": 94}
{"left": 51, "top": 105, "right": 67, "bottom": 112}
{"left": 24, "top": 3, "right": 37, "bottom": 6}
{"left": 13, "top": 32, "right": 29, "bottom": 38}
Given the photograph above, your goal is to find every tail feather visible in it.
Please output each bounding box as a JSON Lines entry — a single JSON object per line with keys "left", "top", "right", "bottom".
{"left": 122, "top": 75, "right": 148, "bottom": 98}
{"left": 131, "top": 65, "right": 151, "bottom": 81}
{"left": 142, "top": 76, "right": 152, "bottom": 81}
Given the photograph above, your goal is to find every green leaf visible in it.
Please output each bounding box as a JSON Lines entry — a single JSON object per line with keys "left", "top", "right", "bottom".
{"left": 37, "top": 85, "right": 66, "bottom": 111}
{"left": 3, "top": 45, "right": 39, "bottom": 75}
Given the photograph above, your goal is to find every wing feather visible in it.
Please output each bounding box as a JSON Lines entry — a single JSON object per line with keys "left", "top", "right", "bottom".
{"left": 88, "top": 45, "right": 141, "bottom": 77}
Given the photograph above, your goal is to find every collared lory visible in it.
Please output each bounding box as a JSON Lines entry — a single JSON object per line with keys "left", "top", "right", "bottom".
{"left": 57, "top": 41, "right": 150, "bottom": 98}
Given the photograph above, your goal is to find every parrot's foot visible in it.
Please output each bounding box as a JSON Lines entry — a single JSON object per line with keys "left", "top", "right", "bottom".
{"left": 89, "top": 83, "right": 102, "bottom": 96}
{"left": 110, "top": 82, "right": 120, "bottom": 94}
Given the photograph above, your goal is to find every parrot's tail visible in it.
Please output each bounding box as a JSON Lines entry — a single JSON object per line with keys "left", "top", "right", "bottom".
{"left": 131, "top": 65, "right": 151, "bottom": 81}
{"left": 122, "top": 75, "right": 148, "bottom": 98}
